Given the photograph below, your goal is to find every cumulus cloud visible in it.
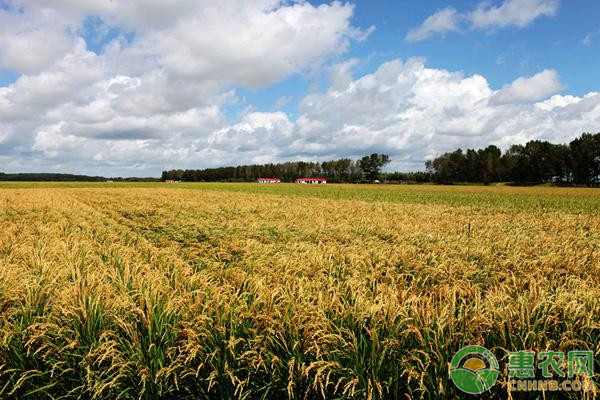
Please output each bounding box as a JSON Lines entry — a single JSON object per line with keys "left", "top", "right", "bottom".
{"left": 208, "top": 112, "right": 294, "bottom": 157}
{"left": 17, "top": 0, "right": 368, "bottom": 88}
{"left": 4, "top": 55, "right": 600, "bottom": 174}
{"left": 490, "top": 69, "right": 564, "bottom": 105}
{"left": 405, "top": 7, "right": 461, "bottom": 42}
{"left": 168, "top": 59, "right": 596, "bottom": 172}
{"left": 407, "top": 0, "right": 559, "bottom": 42}
{"left": 6, "top": 41, "right": 104, "bottom": 109}
{"left": 289, "top": 60, "right": 597, "bottom": 170}
{"left": 0, "top": 0, "right": 369, "bottom": 175}
{"left": 0, "top": 6, "right": 78, "bottom": 74}
{"left": 329, "top": 58, "right": 359, "bottom": 91}
{"left": 154, "top": 1, "right": 367, "bottom": 88}
{"left": 28, "top": 0, "right": 201, "bottom": 29}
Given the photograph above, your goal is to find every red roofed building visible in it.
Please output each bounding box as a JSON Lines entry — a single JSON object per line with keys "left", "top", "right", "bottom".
{"left": 295, "top": 178, "right": 327, "bottom": 184}
{"left": 257, "top": 178, "right": 281, "bottom": 183}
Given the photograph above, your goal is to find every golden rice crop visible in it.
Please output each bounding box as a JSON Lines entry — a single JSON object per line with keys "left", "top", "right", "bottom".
{"left": 0, "top": 184, "right": 598, "bottom": 399}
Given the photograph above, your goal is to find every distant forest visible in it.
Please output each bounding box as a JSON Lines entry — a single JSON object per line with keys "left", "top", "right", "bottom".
{"left": 162, "top": 132, "right": 600, "bottom": 186}
{"left": 0, "top": 173, "right": 158, "bottom": 182}
{"left": 427, "top": 132, "right": 600, "bottom": 186}
{"left": 162, "top": 154, "right": 400, "bottom": 183}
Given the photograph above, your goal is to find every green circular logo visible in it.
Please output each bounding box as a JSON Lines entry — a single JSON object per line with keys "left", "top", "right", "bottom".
{"left": 450, "top": 345, "right": 499, "bottom": 394}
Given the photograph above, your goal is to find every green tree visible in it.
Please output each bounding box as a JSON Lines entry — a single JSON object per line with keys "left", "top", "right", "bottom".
{"left": 570, "top": 133, "right": 600, "bottom": 186}
{"left": 358, "top": 153, "right": 390, "bottom": 181}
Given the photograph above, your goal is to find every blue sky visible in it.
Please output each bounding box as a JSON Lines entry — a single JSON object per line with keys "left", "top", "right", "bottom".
{"left": 0, "top": 0, "right": 599, "bottom": 176}
{"left": 347, "top": 0, "right": 599, "bottom": 94}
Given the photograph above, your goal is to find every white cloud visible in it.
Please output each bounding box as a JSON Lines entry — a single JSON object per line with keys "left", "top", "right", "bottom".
{"left": 0, "top": 6, "right": 78, "bottom": 74}
{"left": 21, "top": 0, "right": 204, "bottom": 29}
{"left": 4, "top": 53, "right": 597, "bottom": 175}
{"left": 490, "top": 69, "right": 564, "bottom": 105}
{"left": 329, "top": 58, "right": 359, "bottom": 91}
{"left": 470, "top": 0, "right": 559, "bottom": 29}
{"left": 0, "top": 0, "right": 368, "bottom": 175}
{"left": 15, "top": 0, "right": 367, "bottom": 89}
{"left": 6, "top": 41, "right": 104, "bottom": 108}
{"left": 287, "top": 59, "right": 597, "bottom": 171}
{"left": 209, "top": 112, "right": 294, "bottom": 156}
{"left": 407, "top": 0, "right": 559, "bottom": 42}
{"left": 153, "top": 1, "right": 365, "bottom": 88}
{"left": 405, "top": 7, "right": 461, "bottom": 42}
{"left": 534, "top": 94, "right": 582, "bottom": 111}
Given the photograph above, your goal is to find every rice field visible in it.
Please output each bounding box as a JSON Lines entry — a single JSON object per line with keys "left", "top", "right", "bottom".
{"left": 0, "top": 182, "right": 598, "bottom": 399}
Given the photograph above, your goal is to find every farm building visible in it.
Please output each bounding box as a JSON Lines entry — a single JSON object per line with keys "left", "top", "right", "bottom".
{"left": 295, "top": 178, "right": 327, "bottom": 184}
{"left": 257, "top": 178, "right": 281, "bottom": 183}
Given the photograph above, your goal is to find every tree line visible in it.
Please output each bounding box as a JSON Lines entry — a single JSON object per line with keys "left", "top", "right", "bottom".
{"left": 161, "top": 154, "right": 391, "bottom": 183}
{"left": 163, "top": 132, "right": 600, "bottom": 186}
{"left": 0, "top": 173, "right": 159, "bottom": 182}
{"left": 0, "top": 173, "right": 107, "bottom": 181}
{"left": 4, "top": 132, "right": 598, "bottom": 186}
{"left": 426, "top": 132, "right": 600, "bottom": 186}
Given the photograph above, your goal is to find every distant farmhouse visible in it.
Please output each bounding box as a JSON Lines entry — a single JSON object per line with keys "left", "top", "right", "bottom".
{"left": 295, "top": 178, "right": 327, "bottom": 184}
{"left": 257, "top": 178, "right": 281, "bottom": 183}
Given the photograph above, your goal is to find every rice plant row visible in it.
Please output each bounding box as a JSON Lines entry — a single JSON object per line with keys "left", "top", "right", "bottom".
{"left": 0, "top": 184, "right": 598, "bottom": 399}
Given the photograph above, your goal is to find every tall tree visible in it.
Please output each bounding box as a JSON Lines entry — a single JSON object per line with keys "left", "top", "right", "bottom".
{"left": 358, "top": 153, "right": 390, "bottom": 181}
{"left": 570, "top": 133, "right": 600, "bottom": 186}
